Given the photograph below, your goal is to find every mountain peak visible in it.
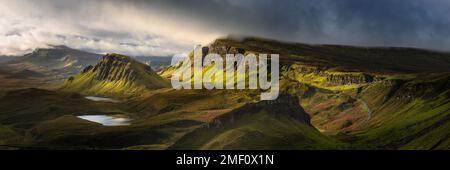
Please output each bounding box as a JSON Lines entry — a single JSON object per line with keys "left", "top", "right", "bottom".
{"left": 90, "top": 53, "right": 141, "bottom": 82}
{"left": 61, "top": 53, "right": 169, "bottom": 96}
{"left": 102, "top": 53, "right": 133, "bottom": 63}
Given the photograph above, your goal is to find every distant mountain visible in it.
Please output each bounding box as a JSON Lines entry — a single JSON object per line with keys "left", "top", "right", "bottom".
{"left": 7, "top": 45, "right": 101, "bottom": 79}
{"left": 132, "top": 56, "right": 172, "bottom": 71}
{"left": 60, "top": 53, "right": 169, "bottom": 97}
{"left": 0, "top": 56, "right": 15, "bottom": 63}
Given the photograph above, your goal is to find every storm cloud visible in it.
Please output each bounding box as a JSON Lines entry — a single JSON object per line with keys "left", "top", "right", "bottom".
{"left": 1, "top": 0, "right": 450, "bottom": 56}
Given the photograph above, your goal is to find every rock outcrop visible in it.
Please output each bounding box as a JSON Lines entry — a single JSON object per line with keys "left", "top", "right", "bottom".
{"left": 207, "top": 45, "right": 246, "bottom": 56}
{"left": 209, "top": 93, "right": 311, "bottom": 128}
{"left": 326, "top": 73, "right": 374, "bottom": 85}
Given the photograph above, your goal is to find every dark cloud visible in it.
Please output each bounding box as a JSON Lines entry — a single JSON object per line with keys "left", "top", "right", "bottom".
{"left": 1, "top": 0, "right": 450, "bottom": 56}
{"left": 131, "top": 0, "right": 450, "bottom": 50}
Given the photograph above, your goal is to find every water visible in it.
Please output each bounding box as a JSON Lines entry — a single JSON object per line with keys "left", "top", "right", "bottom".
{"left": 85, "top": 96, "right": 119, "bottom": 103}
{"left": 77, "top": 115, "right": 131, "bottom": 126}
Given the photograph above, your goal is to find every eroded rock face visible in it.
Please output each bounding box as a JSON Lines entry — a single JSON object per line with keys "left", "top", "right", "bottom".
{"left": 284, "top": 64, "right": 376, "bottom": 85}
{"left": 91, "top": 54, "right": 140, "bottom": 82}
{"left": 296, "top": 66, "right": 322, "bottom": 74}
{"left": 326, "top": 74, "right": 374, "bottom": 85}
{"left": 207, "top": 43, "right": 246, "bottom": 56}
{"left": 209, "top": 93, "right": 311, "bottom": 128}
{"left": 395, "top": 78, "right": 450, "bottom": 101}
{"left": 371, "top": 75, "right": 450, "bottom": 102}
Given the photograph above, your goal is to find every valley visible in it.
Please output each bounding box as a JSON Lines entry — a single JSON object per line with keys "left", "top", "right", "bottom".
{"left": 0, "top": 37, "right": 449, "bottom": 150}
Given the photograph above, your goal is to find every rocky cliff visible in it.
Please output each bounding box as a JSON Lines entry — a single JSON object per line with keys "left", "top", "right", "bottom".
{"left": 209, "top": 93, "right": 311, "bottom": 127}
{"left": 326, "top": 73, "right": 374, "bottom": 85}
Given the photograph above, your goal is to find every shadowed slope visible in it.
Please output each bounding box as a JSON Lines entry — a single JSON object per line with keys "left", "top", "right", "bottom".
{"left": 170, "top": 94, "right": 343, "bottom": 149}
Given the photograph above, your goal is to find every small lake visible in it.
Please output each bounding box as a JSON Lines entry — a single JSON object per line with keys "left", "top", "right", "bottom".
{"left": 85, "top": 96, "right": 119, "bottom": 103}
{"left": 77, "top": 115, "right": 131, "bottom": 126}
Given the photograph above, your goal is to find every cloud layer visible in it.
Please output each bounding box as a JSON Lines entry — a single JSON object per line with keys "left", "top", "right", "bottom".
{"left": 1, "top": 0, "right": 450, "bottom": 56}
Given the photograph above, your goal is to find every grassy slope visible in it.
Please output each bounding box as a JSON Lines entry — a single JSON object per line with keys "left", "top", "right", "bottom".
{"left": 160, "top": 37, "right": 450, "bottom": 150}
{"left": 171, "top": 110, "right": 343, "bottom": 150}
{"left": 1, "top": 37, "right": 449, "bottom": 150}
{"left": 0, "top": 87, "right": 252, "bottom": 149}
{"left": 60, "top": 70, "right": 146, "bottom": 97}
{"left": 213, "top": 37, "right": 450, "bottom": 149}
{"left": 349, "top": 73, "right": 450, "bottom": 149}
{"left": 298, "top": 72, "right": 450, "bottom": 149}
{"left": 0, "top": 88, "right": 205, "bottom": 149}
{"left": 60, "top": 54, "right": 169, "bottom": 97}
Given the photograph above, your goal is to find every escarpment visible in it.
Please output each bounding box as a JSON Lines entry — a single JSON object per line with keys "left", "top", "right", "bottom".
{"left": 326, "top": 73, "right": 374, "bottom": 85}
{"left": 208, "top": 93, "right": 311, "bottom": 127}
{"left": 207, "top": 43, "right": 246, "bottom": 55}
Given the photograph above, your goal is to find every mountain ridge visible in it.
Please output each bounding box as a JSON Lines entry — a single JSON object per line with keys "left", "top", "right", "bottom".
{"left": 209, "top": 37, "right": 450, "bottom": 73}
{"left": 4, "top": 45, "right": 101, "bottom": 80}
{"left": 0, "top": 37, "right": 449, "bottom": 150}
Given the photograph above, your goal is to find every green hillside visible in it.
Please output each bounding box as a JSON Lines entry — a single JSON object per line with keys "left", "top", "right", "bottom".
{"left": 164, "top": 37, "right": 450, "bottom": 150}
{"left": 171, "top": 94, "right": 344, "bottom": 149}
{"left": 0, "top": 37, "right": 449, "bottom": 150}
{"left": 60, "top": 53, "right": 169, "bottom": 97}
{"left": 209, "top": 37, "right": 450, "bottom": 74}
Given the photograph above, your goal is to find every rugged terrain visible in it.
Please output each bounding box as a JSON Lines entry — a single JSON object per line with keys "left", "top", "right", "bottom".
{"left": 0, "top": 37, "right": 449, "bottom": 150}
{"left": 0, "top": 46, "right": 102, "bottom": 94}
{"left": 161, "top": 37, "right": 450, "bottom": 149}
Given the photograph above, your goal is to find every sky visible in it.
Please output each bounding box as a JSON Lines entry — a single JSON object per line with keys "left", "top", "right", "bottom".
{"left": 1, "top": 0, "right": 450, "bottom": 56}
